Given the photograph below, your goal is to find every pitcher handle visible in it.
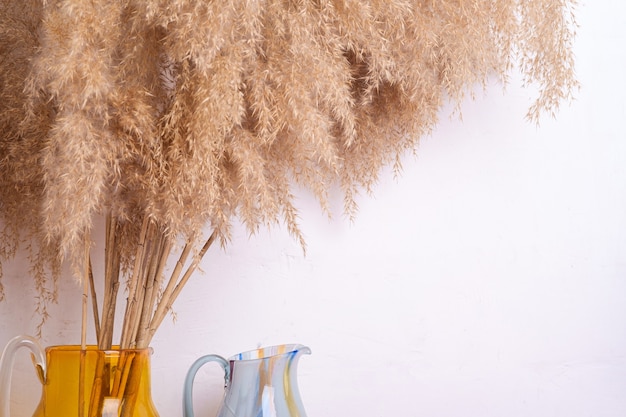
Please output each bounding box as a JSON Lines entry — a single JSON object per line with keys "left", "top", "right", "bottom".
{"left": 183, "top": 354, "right": 230, "bottom": 417}
{"left": 0, "top": 335, "right": 46, "bottom": 417}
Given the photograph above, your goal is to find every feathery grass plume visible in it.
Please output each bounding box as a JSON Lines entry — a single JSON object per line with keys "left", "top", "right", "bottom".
{"left": 518, "top": 0, "right": 579, "bottom": 121}
{"left": 23, "top": 0, "right": 125, "bottom": 271}
{"left": 1, "top": 0, "right": 578, "bottom": 357}
{"left": 0, "top": 0, "right": 62, "bottom": 323}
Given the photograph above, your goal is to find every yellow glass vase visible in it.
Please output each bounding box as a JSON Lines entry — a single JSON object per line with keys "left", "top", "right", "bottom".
{"left": 1, "top": 336, "right": 159, "bottom": 417}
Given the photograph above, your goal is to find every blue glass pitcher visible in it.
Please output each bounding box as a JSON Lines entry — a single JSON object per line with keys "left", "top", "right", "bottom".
{"left": 184, "top": 344, "right": 310, "bottom": 417}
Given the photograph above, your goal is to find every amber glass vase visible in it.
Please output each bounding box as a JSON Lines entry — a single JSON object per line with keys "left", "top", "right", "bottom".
{"left": 35, "top": 345, "right": 159, "bottom": 417}
{"left": 0, "top": 336, "right": 159, "bottom": 417}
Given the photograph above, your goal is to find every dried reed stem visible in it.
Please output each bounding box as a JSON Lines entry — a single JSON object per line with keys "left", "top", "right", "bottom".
{"left": 99, "top": 213, "right": 120, "bottom": 350}
{"left": 120, "top": 216, "right": 150, "bottom": 349}
{"left": 118, "top": 353, "right": 143, "bottom": 417}
{"left": 79, "top": 349, "right": 87, "bottom": 417}
{"left": 145, "top": 240, "right": 193, "bottom": 340}
{"left": 87, "top": 353, "right": 106, "bottom": 417}
{"left": 136, "top": 237, "right": 172, "bottom": 348}
{"left": 81, "top": 238, "right": 90, "bottom": 350}
{"left": 168, "top": 233, "right": 216, "bottom": 314}
{"left": 88, "top": 258, "right": 101, "bottom": 342}
{"left": 111, "top": 351, "right": 135, "bottom": 398}
{"left": 79, "top": 237, "right": 90, "bottom": 417}
{"left": 146, "top": 231, "right": 216, "bottom": 344}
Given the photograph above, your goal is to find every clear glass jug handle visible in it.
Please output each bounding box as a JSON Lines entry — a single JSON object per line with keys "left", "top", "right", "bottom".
{"left": 0, "top": 335, "right": 46, "bottom": 417}
{"left": 183, "top": 354, "right": 230, "bottom": 417}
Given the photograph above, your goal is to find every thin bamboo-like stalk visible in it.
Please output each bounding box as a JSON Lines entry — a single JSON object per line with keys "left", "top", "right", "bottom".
{"left": 136, "top": 236, "right": 172, "bottom": 348}
{"left": 88, "top": 258, "right": 100, "bottom": 342}
{"left": 87, "top": 352, "right": 106, "bottom": 417}
{"left": 146, "top": 240, "right": 193, "bottom": 339}
{"left": 135, "top": 244, "right": 159, "bottom": 345}
{"left": 147, "top": 231, "right": 216, "bottom": 343}
{"left": 126, "top": 235, "right": 153, "bottom": 348}
{"left": 120, "top": 217, "right": 150, "bottom": 349}
{"left": 111, "top": 351, "right": 136, "bottom": 398}
{"left": 79, "top": 237, "right": 90, "bottom": 417}
{"left": 79, "top": 349, "right": 87, "bottom": 417}
{"left": 81, "top": 238, "right": 90, "bottom": 349}
{"left": 116, "top": 349, "right": 147, "bottom": 417}
{"left": 99, "top": 214, "right": 120, "bottom": 350}
{"left": 167, "top": 232, "right": 216, "bottom": 312}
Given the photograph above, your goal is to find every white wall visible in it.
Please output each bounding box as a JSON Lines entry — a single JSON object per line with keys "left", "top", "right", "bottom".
{"left": 2, "top": 1, "right": 625, "bottom": 416}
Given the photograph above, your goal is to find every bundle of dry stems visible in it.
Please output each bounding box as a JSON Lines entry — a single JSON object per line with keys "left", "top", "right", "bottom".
{"left": 1, "top": 0, "right": 577, "bottom": 366}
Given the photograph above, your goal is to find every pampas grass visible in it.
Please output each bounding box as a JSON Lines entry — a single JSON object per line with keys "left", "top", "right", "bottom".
{"left": 1, "top": 0, "right": 578, "bottom": 350}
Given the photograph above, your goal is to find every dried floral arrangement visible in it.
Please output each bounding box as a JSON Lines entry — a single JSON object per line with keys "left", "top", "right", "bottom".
{"left": 1, "top": 0, "right": 577, "bottom": 349}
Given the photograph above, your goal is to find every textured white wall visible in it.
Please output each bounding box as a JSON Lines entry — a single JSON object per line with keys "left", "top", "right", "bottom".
{"left": 1, "top": 2, "right": 625, "bottom": 416}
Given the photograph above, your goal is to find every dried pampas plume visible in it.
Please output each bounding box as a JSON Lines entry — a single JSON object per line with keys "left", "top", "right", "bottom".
{"left": 1, "top": 0, "right": 578, "bottom": 346}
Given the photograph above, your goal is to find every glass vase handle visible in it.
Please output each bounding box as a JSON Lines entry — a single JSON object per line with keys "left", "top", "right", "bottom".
{"left": 183, "top": 354, "right": 230, "bottom": 417}
{"left": 0, "top": 335, "right": 47, "bottom": 417}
